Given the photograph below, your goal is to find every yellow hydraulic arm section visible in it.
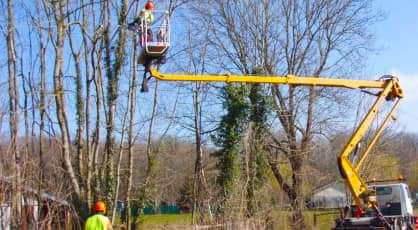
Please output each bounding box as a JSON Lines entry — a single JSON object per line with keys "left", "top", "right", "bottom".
{"left": 149, "top": 68, "right": 404, "bottom": 209}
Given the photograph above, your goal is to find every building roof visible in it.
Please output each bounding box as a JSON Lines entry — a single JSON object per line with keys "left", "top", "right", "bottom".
{"left": 0, "top": 175, "right": 70, "bottom": 206}
{"left": 311, "top": 181, "right": 347, "bottom": 198}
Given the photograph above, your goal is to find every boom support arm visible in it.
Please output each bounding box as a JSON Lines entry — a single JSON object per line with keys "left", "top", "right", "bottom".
{"left": 336, "top": 79, "right": 402, "bottom": 209}
{"left": 150, "top": 69, "right": 388, "bottom": 89}
{"left": 149, "top": 68, "right": 404, "bottom": 209}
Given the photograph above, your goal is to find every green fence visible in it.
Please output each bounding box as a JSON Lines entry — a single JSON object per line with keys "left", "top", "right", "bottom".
{"left": 143, "top": 204, "right": 180, "bottom": 215}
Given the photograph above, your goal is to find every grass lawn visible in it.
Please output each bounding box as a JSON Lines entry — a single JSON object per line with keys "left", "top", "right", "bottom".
{"left": 139, "top": 214, "right": 192, "bottom": 229}
{"left": 138, "top": 211, "right": 339, "bottom": 229}
{"left": 138, "top": 208, "right": 418, "bottom": 229}
{"left": 273, "top": 210, "right": 339, "bottom": 230}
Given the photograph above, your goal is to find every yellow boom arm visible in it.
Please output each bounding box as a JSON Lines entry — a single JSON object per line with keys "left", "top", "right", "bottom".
{"left": 149, "top": 68, "right": 404, "bottom": 209}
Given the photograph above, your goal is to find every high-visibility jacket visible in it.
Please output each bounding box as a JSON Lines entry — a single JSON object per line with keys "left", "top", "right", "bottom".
{"left": 140, "top": 9, "right": 154, "bottom": 24}
{"left": 84, "top": 214, "right": 112, "bottom": 230}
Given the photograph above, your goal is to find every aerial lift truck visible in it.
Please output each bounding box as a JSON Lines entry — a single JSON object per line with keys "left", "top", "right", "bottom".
{"left": 148, "top": 69, "right": 417, "bottom": 230}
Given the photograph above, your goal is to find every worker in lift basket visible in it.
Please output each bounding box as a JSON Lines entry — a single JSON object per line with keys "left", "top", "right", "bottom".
{"left": 84, "top": 201, "right": 113, "bottom": 230}
{"left": 128, "top": 1, "right": 155, "bottom": 45}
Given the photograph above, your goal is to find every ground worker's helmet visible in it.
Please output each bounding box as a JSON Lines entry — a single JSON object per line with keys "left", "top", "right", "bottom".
{"left": 145, "top": 1, "right": 154, "bottom": 10}
{"left": 94, "top": 201, "right": 106, "bottom": 213}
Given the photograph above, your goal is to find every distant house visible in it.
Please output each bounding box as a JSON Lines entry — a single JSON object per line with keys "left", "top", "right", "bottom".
{"left": 0, "top": 176, "right": 78, "bottom": 230}
{"left": 308, "top": 181, "right": 348, "bottom": 209}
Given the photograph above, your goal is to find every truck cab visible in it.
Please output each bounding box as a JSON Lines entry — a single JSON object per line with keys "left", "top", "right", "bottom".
{"left": 370, "top": 183, "right": 414, "bottom": 217}
{"left": 335, "top": 183, "right": 417, "bottom": 230}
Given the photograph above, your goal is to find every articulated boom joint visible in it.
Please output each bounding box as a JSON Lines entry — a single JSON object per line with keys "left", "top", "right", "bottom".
{"left": 381, "top": 76, "right": 404, "bottom": 99}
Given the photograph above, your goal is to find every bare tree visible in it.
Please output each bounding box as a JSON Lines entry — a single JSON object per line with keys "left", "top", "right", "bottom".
{"left": 80, "top": 0, "right": 93, "bottom": 209}
{"left": 88, "top": 11, "right": 106, "bottom": 208}
{"left": 48, "top": 0, "right": 81, "bottom": 196}
{"left": 185, "top": 30, "right": 213, "bottom": 224}
{"left": 111, "top": 93, "right": 130, "bottom": 223}
{"left": 35, "top": 11, "right": 49, "bottom": 227}
{"left": 67, "top": 12, "right": 86, "bottom": 195}
{"left": 101, "top": 0, "right": 129, "bottom": 206}
{"left": 91, "top": 42, "right": 104, "bottom": 203}
{"left": 7, "top": 0, "right": 22, "bottom": 227}
{"left": 190, "top": 0, "right": 379, "bottom": 229}
{"left": 125, "top": 32, "right": 139, "bottom": 230}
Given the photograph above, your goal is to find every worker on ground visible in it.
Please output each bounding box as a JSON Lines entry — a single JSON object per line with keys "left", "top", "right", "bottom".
{"left": 129, "top": 0, "right": 155, "bottom": 45}
{"left": 84, "top": 201, "right": 113, "bottom": 230}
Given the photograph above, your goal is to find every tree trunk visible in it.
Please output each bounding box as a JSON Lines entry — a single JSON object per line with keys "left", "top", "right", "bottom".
{"left": 102, "top": 0, "right": 114, "bottom": 202}
{"left": 38, "top": 27, "right": 47, "bottom": 229}
{"left": 111, "top": 103, "right": 129, "bottom": 223}
{"left": 91, "top": 35, "right": 104, "bottom": 201}
{"left": 126, "top": 38, "right": 138, "bottom": 230}
{"left": 68, "top": 22, "right": 85, "bottom": 196}
{"left": 82, "top": 0, "right": 92, "bottom": 208}
{"left": 21, "top": 58, "right": 29, "bottom": 173}
{"left": 192, "top": 83, "right": 210, "bottom": 224}
{"left": 134, "top": 81, "right": 160, "bottom": 229}
{"left": 7, "top": 0, "right": 21, "bottom": 226}
{"left": 52, "top": 0, "right": 81, "bottom": 196}
{"left": 103, "top": 0, "right": 128, "bottom": 205}
{"left": 289, "top": 156, "right": 306, "bottom": 230}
